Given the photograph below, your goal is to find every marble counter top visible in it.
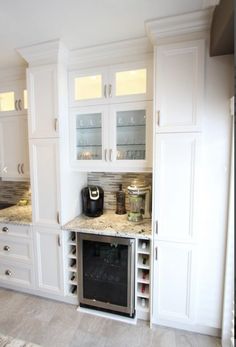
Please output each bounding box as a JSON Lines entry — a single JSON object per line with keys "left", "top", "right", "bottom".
{"left": 0, "top": 205, "right": 32, "bottom": 225}
{"left": 63, "top": 211, "right": 152, "bottom": 239}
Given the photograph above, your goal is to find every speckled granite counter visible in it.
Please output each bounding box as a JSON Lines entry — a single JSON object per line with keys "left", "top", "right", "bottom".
{"left": 63, "top": 211, "right": 152, "bottom": 239}
{"left": 0, "top": 205, "right": 32, "bottom": 225}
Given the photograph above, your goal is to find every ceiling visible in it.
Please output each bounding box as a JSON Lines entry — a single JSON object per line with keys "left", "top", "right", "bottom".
{"left": 0, "top": 0, "right": 207, "bottom": 69}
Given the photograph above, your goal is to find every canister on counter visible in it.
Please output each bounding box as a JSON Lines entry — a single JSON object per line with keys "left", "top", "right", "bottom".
{"left": 115, "top": 184, "right": 126, "bottom": 215}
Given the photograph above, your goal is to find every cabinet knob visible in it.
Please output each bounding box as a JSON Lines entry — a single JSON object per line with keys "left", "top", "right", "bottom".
{"left": 18, "top": 99, "right": 22, "bottom": 111}
{"left": 17, "top": 163, "right": 21, "bottom": 174}
{"left": 104, "top": 84, "right": 107, "bottom": 98}
{"left": 3, "top": 245, "right": 10, "bottom": 252}
{"left": 15, "top": 100, "right": 18, "bottom": 111}
{"left": 21, "top": 163, "right": 24, "bottom": 174}
{"left": 5, "top": 269, "right": 12, "bottom": 276}
{"left": 2, "top": 227, "right": 8, "bottom": 233}
{"left": 108, "top": 84, "right": 112, "bottom": 98}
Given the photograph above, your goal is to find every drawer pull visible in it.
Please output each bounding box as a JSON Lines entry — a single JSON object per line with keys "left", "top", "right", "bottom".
{"left": 5, "top": 269, "right": 12, "bottom": 276}
{"left": 2, "top": 227, "right": 9, "bottom": 233}
{"left": 3, "top": 245, "right": 10, "bottom": 252}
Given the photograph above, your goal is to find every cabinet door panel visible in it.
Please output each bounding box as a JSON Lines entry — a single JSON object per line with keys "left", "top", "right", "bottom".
{"left": 0, "top": 80, "right": 26, "bottom": 116}
{"left": 153, "top": 241, "right": 197, "bottom": 324}
{"left": 27, "top": 66, "right": 58, "bottom": 138}
{"left": 34, "top": 227, "right": 63, "bottom": 294}
{"left": 30, "top": 139, "right": 59, "bottom": 226}
{"left": 155, "top": 40, "right": 204, "bottom": 132}
{"left": 155, "top": 133, "right": 200, "bottom": 242}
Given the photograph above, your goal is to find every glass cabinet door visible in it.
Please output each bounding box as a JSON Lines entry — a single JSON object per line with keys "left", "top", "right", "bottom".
{"left": 116, "top": 109, "right": 146, "bottom": 161}
{"left": 75, "top": 110, "right": 103, "bottom": 161}
{"left": 0, "top": 91, "right": 15, "bottom": 112}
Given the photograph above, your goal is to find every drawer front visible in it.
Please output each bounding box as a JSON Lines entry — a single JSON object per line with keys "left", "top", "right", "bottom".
{"left": 0, "top": 224, "right": 31, "bottom": 238}
{"left": 0, "top": 261, "right": 33, "bottom": 288}
{"left": 0, "top": 238, "right": 32, "bottom": 262}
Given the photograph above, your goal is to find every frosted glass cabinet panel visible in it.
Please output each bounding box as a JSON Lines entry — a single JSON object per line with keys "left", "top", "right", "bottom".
{"left": 0, "top": 92, "right": 15, "bottom": 112}
{"left": 115, "top": 69, "right": 147, "bottom": 97}
{"left": 116, "top": 109, "right": 146, "bottom": 160}
{"left": 75, "top": 75, "right": 103, "bottom": 101}
{"left": 76, "top": 112, "right": 102, "bottom": 160}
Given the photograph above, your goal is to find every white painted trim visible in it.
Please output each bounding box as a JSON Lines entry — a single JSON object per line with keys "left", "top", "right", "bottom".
{"left": 145, "top": 9, "right": 213, "bottom": 45}
{"left": 202, "top": 0, "right": 220, "bottom": 9}
{"left": 0, "top": 66, "right": 26, "bottom": 82}
{"left": 17, "top": 39, "right": 69, "bottom": 66}
{"left": 69, "top": 37, "right": 153, "bottom": 68}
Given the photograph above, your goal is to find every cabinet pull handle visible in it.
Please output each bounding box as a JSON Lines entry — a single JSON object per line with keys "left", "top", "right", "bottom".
{"left": 56, "top": 211, "right": 60, "bottom": 224}
{"left": 15, "top": 100, "right": 18, "bottom": 111}
{"left": 104, "top": 84, "right": 107, "bottom": 98}
{"left": 157, "top": 110, "right": 160, "bottom": 126}
{"left": 2, "top": 226, "right": 8, "bottom": 233}
{"left": 108, "top": 84, "right": 112, "bottom": 98}
{"left": 17, "top": 163, "right": 21, "bottom": 174}
{"left": 21, "top": 163, "right": 24, "bottom": 174}
{"left": 156, "top": 220, "right": 158, "bottom": 235}
{"left": 155, "top": 247, "right": 158, "bottom": 260}
{"left": 5, "top": 269, "right": 12, "bottom": 276}
{"left": 109, "top": 149, "right": 113, "bottom": 162}
{"left": 105, "top": 149, "right": 108, "bottom": 161}
{"left": 3, "top": 245, "right": 10, "bottom": 252}
{"left": 54, "top": 118, "right": 58, "bottom": 132}
{"left": 58, "top": 235, "right": 61, "bottom": 247}
{"left": 18, "top": 99, "right": 22, "bottom": 111}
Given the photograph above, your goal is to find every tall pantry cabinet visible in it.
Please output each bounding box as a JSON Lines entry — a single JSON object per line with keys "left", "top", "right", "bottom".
{"left": 18, "top": 41, "right": 86, "bottom": 301}
{"left": 146, "top": 10, "right": 217, "bottom": 335}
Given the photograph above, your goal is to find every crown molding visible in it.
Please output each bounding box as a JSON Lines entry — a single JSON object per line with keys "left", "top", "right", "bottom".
{"left": 69, "top": 37, "right": 153, "bottom": 69}
{"left": 145, "top": 9, "right": 213, "bottom": 45}
{"left": 0, "top": 66, "right": 26, "bottom": 82}
{"left": 17, "top": 39, "right": 69, "bottom": 67}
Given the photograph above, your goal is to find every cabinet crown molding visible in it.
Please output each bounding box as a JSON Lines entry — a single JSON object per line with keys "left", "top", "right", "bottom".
{"left": 17, "top": 39, "right": 69, "bottom": 67}
{"left": 145, "top": 9, "right": 213, "bottom": 45}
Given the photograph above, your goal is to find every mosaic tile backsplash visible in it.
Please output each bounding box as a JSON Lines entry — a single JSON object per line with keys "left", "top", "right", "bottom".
{"left": 87, "top": 172, "right": 152, "bottom": 211}
{"left": 0, "top": 181, "right": 31, "bottom": 204}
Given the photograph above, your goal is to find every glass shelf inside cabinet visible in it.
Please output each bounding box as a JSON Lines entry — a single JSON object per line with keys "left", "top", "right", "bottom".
{"left": 76, "top": 112, "right": 102, "bottom": 160}
{"left": 116, "top": 109, "right": 146, "bottom": 160}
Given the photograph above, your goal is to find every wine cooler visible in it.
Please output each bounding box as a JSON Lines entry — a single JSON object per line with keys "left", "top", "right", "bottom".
{"left": 78, "top": 233, "right": 135, "bottom": 317}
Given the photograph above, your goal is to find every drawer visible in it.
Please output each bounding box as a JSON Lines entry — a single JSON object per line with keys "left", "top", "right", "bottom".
{"left": 0, "top": 261, "right": 33, "bottom": 288}
{"left": 0, "top": 238, "right": 32, "bottom": 262}
{"left": 0, "top": 223, "right": 31, "bottom": 239}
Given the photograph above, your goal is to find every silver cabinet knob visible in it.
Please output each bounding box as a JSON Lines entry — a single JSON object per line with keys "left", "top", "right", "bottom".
{"left": 5, "top": 270, "right": 12, "bottom": 276}
{"left": 2, "top": 227, "right": 8, "bottom": 233}
{"left": 3, "top": 245, "right": 10, "bottom": 252}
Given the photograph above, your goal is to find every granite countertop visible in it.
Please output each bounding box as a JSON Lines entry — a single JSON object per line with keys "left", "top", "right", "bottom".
{"left": 0, "top": 205, "right": 32, "bottom": 225}
{"left": 63, "top": 211, "right": 152, "bottom": 239}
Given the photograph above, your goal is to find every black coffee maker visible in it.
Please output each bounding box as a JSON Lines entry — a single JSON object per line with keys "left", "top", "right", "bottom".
{"left": 82, "top": 186, "right": 104, "bottom": 217}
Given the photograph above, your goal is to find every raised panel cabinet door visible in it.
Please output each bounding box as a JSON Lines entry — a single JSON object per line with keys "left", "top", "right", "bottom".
{"left": 155, "top": 40, "right": 204, "bottom": 132}
{"left": 30, "top": 139, "right": 60, "bottom": 226}
{"left": 34, "top": 227, "right": 63, "bottom": 294}
{"left": 0, "top": 116, "right": 29, "bottom": 180}
{"left": 152, "top": 241, "right": 197, "bottom": 326}
{"left": 154, "top": 133, "right": 200, "bottom": 243}
{"left": 27, "top": 65, "right": 58, "bottom": 138}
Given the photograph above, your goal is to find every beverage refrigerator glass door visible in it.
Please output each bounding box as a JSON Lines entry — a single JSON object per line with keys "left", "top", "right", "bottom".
{"left": 78, "top": 233, "right": 135, "bottom": 317}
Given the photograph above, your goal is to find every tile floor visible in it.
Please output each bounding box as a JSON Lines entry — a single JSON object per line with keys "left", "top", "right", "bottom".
{"left": 0, "top": 288, "right": 221, "bottom": 347}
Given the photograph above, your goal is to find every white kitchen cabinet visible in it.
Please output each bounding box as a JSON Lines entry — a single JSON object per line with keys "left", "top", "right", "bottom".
{"left": 34, "top": 226, "right": 64, "bottom": 295}
{"left": 152, "top": 240, "right": 197, "bottom": 326}
{"left": 29, "top": 138, "right": 60, "bottom": 226}
{"left": 27, "top": 65, "right": 59, "bottom": 138}
{"left": 155, "top": 40, "right": 204, "bottom": 133}
{"left": 0, "top": 80, "right": 27, "bottom": 116}
{"left": 0, "top": 115, "right": 30, "bottom": 181}
{"left": 154, "top": 133, "right": 200, "bottom": 243}
{"left": 70, "top": 101, "right": 152, "bottom": 171}
{"left": 69, "top": 60, "right": 152, "bottom": 107}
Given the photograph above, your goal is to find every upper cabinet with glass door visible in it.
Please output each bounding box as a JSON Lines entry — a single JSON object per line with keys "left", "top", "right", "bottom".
{"left": 69, "top": 61, "right": 152, "bottom": 107}
{"left": 0, "top": 80, "right": 27, "bottom": 116}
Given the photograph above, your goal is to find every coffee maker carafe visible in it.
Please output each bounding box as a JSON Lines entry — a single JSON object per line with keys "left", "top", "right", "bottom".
{"left": 127, "top": 179, "right": 151, "bottom": 222}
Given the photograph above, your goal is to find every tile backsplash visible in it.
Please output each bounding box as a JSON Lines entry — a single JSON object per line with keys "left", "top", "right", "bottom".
{"left": 0, "top": 181, "right": 31, "bottom": 204}
{"left": 88, "top": 172, "right": 152, "bottom": 211}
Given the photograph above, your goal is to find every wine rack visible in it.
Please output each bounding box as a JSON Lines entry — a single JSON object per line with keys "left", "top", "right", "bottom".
{"left": 136, "top": 238, "right": 151, "bottom": 320}
{"left": 66, "top": 231, "right": 78, "bottom": 298}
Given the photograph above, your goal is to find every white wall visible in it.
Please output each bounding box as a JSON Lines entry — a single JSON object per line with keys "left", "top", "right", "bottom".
{"left": 196, "top": 48, "right": 234, "bottom": 329}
